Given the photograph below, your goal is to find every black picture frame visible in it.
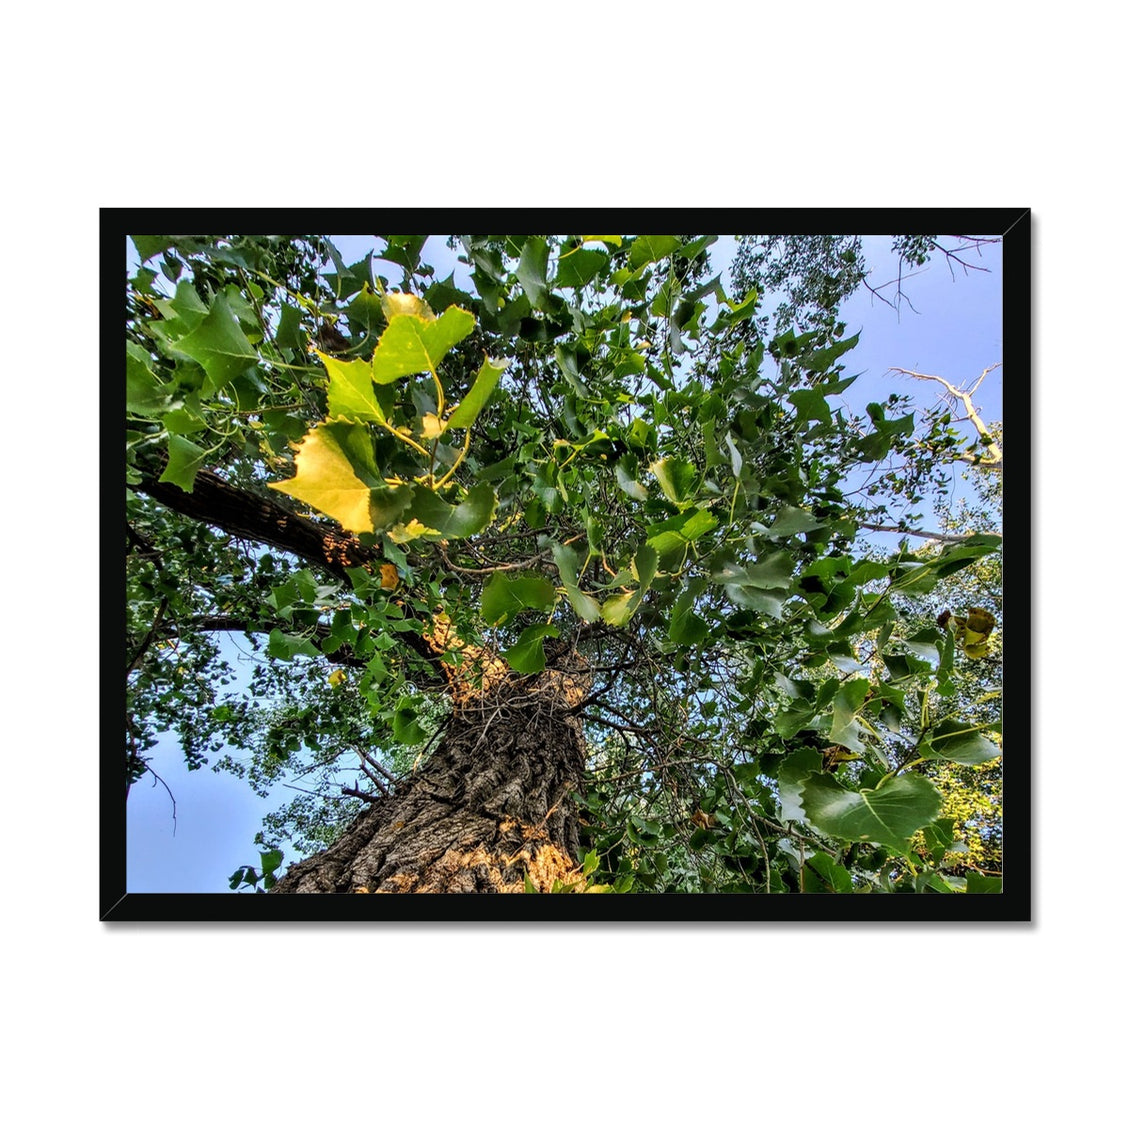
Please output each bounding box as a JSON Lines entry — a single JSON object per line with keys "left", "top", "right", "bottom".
{"left": 105, "top": 208, "right": 1031, "bottom": 923}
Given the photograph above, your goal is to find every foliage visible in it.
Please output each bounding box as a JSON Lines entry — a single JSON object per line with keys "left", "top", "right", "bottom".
{"left": 228, "top": 849, "right": 284, "bottom": 893}
{"left": 125, "top": 233, "right": 1004, "bottom": 894}
{"left": 731, "top": 234, "right": 1002, "bottom": 342}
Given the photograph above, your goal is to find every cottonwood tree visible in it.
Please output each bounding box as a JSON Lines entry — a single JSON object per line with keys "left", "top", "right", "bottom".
{"left": 731, "top": 234, "right": 1002, "bottom": 342}
{"left": 125, "top": 233, "right": 1004, "bottom": 895}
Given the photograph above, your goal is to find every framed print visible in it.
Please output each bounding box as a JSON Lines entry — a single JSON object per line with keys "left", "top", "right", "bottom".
{"left": 107, "top": 210, "right": 1030, "bottom": 921}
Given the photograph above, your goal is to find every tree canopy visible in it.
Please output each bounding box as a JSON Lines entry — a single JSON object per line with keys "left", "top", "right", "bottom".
{"left": 121, "top": 229, "right": 1012, "bottom": 907}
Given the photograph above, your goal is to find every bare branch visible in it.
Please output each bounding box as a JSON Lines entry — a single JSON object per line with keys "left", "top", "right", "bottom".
{"left": 926, "top": 236, "right": 1001, "bottom": 279}
{"left": 888, "top": 364, "right": 1003, "bottom": 469}
{"left": 857, "top": 522, "right": 1000, "bottom": 544}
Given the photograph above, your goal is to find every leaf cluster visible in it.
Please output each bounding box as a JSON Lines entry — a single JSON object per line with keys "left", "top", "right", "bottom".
{"left": 124, "top": 233, "right": 1004, "bottom": 893}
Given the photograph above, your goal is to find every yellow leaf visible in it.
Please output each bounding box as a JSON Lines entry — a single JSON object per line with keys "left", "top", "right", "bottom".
{"left": 380, "top": 563, "right": 399, "bottom": 590}
{"left": 381, "top": 292, "right": 434, "bottom": 321}
{"left": 268, "top": 423, "right": 377, "bottom": 534}
{"left": 960, "top": 608, "right": 996, "bottom": 657}
{"left": 943, "top": 607, "right": 997, "bottom": 659}
{"left": 328, "top": 669, "right": 347, "bottom": 687}
{"left": 388, "top": 517, "right": 432, "bottom": 544}
{"left": 966, "top": 607, "right": 996, "bottom": 635}
{"left": 420, "top": 412, "right": 445, "bottom": 440}
{"left": 822, "top": 745, "right": 861, "bottom": 770}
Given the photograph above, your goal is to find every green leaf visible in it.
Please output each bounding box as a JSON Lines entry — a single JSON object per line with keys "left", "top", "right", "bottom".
{"left": 804, "top": 851, "right": 854, "bottom": 893}
{"left": 920, "top": 819, "right": 955, "bottom": 865}
{"left": 802, "top": 332, "right": 860, "bottom": 375}
{"left": 829, "top": 679, "right": 870, "bottom": 752}
{"left": 632, "top": 543, "right": 658, "bottom": 589}
{"left": 563, "top": 586, "right": 602, "bottom": 623}
{"left": 172, "top": 293, "right": 258, "bottom": 394}
{"left": 446, "top": 356, "right": 508, "bottom": 429}
{"left": 801, "top": 773, "right": 942, "bottom": 849}
{"left": 549, "top": 543, "right": 602, "bottom": 623}
{"left": 549, "top": 541, "right": 581, "bottom": 586}
{"left": 923, "top": 718, "right": 1001, "bottom": 765}
{"left": 131, "top": 235, "right": 178, "bottom": 262}
{"left": 516, "top": 237, "right": 551, "bottom": 311}
{"left": 557, "top": 247, "right": 607, "bottom": 289}
{"left": 267, "top": 628, "right": 319, "bottom": 660}
{"left": 424, "top": 273, "right": 477, "bottom": 314}
{"left": 127, "top": 344, "right": 176, "bottom": 417}
{"left": 321, "top": 352, "right": 385, "bottom": 423}
{"left": 778, "top": 748, "right": 822, "bottom": 821}
{"left": 716, "top": 287, "right": 758, "bottom": 327}
{"left": 650, "top": 457, "right": 698, "bottom": 505}
{"left": 481, "top": 572, "right": 558, "bottom": 626}
{"left": 369, "top": 483, "right": 415, "bottom": 532}
{"left": 408, "top": 483, "right": 496, "bottom": 539}
{"left": 600, "top": 592, "right": 637, "bottom": 627}
{"left": 554, "top": 345, "right": 589, "bottom": 396}
{"left": 669, "top": 578, "right": 709, "bottom": 645}
{"left": 370, "top": 305, "right": 476, "bottom": 382}
{"left": 504, "top": 624, "right": 559, "bottom": 674}
{"left": 158, "top": 435, "right": 208, "bottom": 493}
{"left": 645, "top": 509, "right": 717, "bottom": 563}
{"left": 788, "top": 388, "right": 833, "bottom": 426}
{"left": 600, "top": 543, "right": 659, "bottom": 625}
{"left": 268, "top": 422, "right": 381, "bottom": 533}
{"left": 883, "top": 652, "right": 934, "bottom": 682}
{"left": 965, "top": 872, "right": 1003, "bottom": 894}
{"left": 391, "top": 698, "right": 428, "bottom": 745}
{"left": 726, "top": 586, "right": 788, "bottom": 619}
{"left": 677, "top": 508, "right": 718, "bottom": 543}
{"left": 713, "top": 550, "right": 793, "bottom": 590}
{"left": 325, "top": 252, "right": 376, "bottom": 301}
{"left": 629, "top": 235, "right": 680, "bottom": 268}
{"left": 161, "top": 408, "right": 207, "bottom": 435}
{"left": 857, "top": 405, "right": 915, "bottom": 462}
{"left": 724, "top": 431, "right": 743, "bottom": 477}
{"left": 377, "top": 236, "right": 427, "bottom": 276}
{"left": 769, "top": 506, "right": 824, "bottom": 539}
{"left": 614, "top": 461, "right": 649, "bottom": 501}
{"left": 275, "top": 303, "right": 306, "bottom": 352}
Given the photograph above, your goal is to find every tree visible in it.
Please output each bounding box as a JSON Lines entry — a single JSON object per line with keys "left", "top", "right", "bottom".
{"left": 730, "top": 234, "right": 1002, "bottom": 342}
{"left": 125, "top": 231, "right": 1006, "bottom": 895}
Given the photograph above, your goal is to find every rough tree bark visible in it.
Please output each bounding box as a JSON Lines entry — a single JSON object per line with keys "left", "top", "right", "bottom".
{"left": 273, "top": 651, "right": 592, "bottom": 893}
{"left": 136, "top": 464, "right": 597, "bottom": 894}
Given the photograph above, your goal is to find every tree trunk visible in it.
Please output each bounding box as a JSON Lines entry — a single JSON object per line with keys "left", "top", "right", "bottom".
{"left": 136, "top": 464, "right": 595, "bottom": 894}
{"left": 272, "top": 657, "right": 592, "bottom": 893}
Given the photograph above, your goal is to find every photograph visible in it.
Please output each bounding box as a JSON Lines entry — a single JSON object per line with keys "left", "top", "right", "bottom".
{"left": 110, "top": 214, "right": 1028, "bottom": 921}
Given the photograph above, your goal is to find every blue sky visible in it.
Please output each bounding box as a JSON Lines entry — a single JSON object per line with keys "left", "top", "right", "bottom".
{"left": 127, "top": 233, "right": 1004, "bottom": 892}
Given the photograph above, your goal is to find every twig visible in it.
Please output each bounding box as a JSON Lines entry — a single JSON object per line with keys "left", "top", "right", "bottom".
{"left": 857, "top": 522, "right": 1000, "bottom": 544}
{"left": 145, "top": 765, "right": 178, "bottom": 835}
{"left": 127, "top": 595, "right": 170, "bottom": 674}
{"left": 342, "top": 785, "right": 383, "bottom": 804}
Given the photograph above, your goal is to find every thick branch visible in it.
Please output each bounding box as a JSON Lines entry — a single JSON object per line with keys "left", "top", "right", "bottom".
{"left": 889, "top": 364, "right": 1003, "bottom": 468}
{"left": 137, "top": 466, "right": 381, "bottom": 581}
{"left": 135, "top": 463, "right": 445, "bottom": 676}
{"left": 857, "top": 522, "right": 1001, "bottom": 544}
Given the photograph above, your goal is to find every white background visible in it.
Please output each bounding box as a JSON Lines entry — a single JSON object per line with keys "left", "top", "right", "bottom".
{"left": 5, "top": 4, "right": 1115, "bottom": 1126}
